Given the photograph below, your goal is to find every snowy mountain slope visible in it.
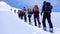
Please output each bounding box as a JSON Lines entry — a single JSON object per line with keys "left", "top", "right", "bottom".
{"left": 0, "top": 1, "right": 21, "bottom": 12}
{"left": 0, "top": 1, "right": 60, "bottom": 34}
{"left": 0, "top": 9, "right": 60, "bottom": 34}
{"left": 0, "top": 1, "right": 11, "bottom": 11}
{"left": 51, "top": 12, "right": 60, "bottom": 28}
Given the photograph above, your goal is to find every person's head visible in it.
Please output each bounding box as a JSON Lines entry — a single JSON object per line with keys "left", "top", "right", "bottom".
{"left": 43, "top": 1, "right": 47, "bottom": 5}
{"left": 24, "top": 7, "right": 25, "bottom": 8}
{"left": 46, "top": 2, "right": 51, "bottom": 6}
{"left": 23, "top": 7, "right": 26, "bottom": 11}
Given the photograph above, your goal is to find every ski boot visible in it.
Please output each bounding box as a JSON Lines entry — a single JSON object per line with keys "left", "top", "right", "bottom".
{"left": 43, "top": 27, "right": 47, "bottom": 31}
{"left": 49, "top": 28, "right": 53, "bottom": 33}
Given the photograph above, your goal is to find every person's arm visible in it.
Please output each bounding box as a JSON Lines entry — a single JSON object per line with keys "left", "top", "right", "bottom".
{"left": 41, "top": 5, "right": 44, "bottom": 16}
{"left": 51, "top": 6, "right": 53, "bottom": 13}
{"left": 50, "top": 5, "right": 53, "bottom": 13}
{"left": 32, "top": 8, "right": 34, "bottom": 14}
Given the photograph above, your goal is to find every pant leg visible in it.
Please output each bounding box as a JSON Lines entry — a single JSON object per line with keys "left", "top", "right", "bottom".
{"left": 37, "top": 16, "right": 41, "bottom": 25}
{"left": 21, "top": 14, "right": 23, "bottom": 20}
{"left": 34, "top": 16, "right": 37, "bottom": 26}
{"left": 42, "top": 14, "right": 46, "bottom": 28}
{"left": 24, "top": 15, "right": 27, "bottom": 22}
{"left": 18, "top": 14, "right": 20, "bottom": 18}
{"left": 37, "top": 16, "right": 41, "bottom": 27}
{"left": 29, "top": 16, "right": 31, "bottom": 24}
{"left": 47, "top": 15, "right": 53, "bottom": 28}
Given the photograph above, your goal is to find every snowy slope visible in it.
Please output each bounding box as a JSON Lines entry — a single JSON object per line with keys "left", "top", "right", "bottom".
{"left": 0, "top": 8, "right": 60, "bottom": 34}
{"left": 0, "top": 1, "right": 11, "bottom": 11}
{"left": 0, "top": 1, "right": 60, "bottom": 34}
{"left": 0, "top": 9, "right": 60, "bottom": 34}
{"left": 0, "top": 1, "right": 20, "bottom": 12}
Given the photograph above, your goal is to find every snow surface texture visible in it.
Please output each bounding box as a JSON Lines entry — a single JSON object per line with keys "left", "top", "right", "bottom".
{"left": 0, "top": 1, "right": 60, "bottom": 34}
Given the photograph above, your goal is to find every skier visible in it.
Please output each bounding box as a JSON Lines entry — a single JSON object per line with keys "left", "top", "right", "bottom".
{"left": 27, "top": 8, "right": 33, "bottom": 25}
{"left": 23, "top": 7, "right": 27, "bottom": 22}
{"left": 41, "top": 1, "right": 53, "bottom": 33}
{"left": 10, "top": 8, "right": 12, "bottom": 11}
{"left": 33, "top": 5, "right": 41, "bottom": 28}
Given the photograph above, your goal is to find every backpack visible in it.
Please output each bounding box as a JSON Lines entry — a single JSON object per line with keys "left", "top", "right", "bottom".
{"left": 21, "top": 9, "right": 25, "bottom": 14}
{"left": 18, "top": 10, "right": 24, "bottom": 14}
{"left": 18, "top": 10, "right": 20, "bottom": 14}
{"left": 45, "top": 2, "right": 52, "bottom": 13}
{"left": 28, "top": 8, "right": 31, "bottom": 12}
{"left": 34, "top": 5, "right": 39, "bottom": 12}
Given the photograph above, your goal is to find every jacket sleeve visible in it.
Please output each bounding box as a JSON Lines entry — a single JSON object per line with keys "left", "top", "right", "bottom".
{"left": 41, "top": 5, "right": 44, "bottom": 15}
{"left": 50, "top": 5, "right": 53, "bottom": 13}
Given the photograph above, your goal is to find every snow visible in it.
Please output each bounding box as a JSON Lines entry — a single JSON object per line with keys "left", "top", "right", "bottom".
{"left": 0, "top": 10, "right": 60, "bottom": 34}
{"left": 0, "top": 1, "right": 11, "bottom": 11}
{"left": 0, "top": 1, "right": 60, "bottom": 34}
{"left": 0, "top": 1, "right": 20, "bottom": 12}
